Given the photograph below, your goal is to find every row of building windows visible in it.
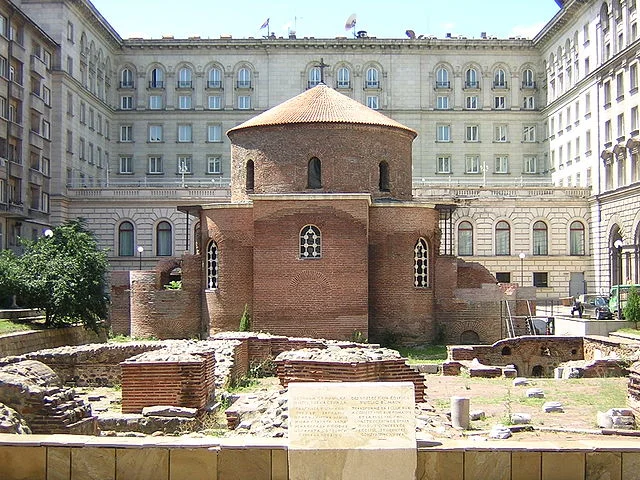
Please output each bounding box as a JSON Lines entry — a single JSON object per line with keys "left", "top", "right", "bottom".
{"left": 435, "top": 124, "right": 539, "bottom": 143}
{"left": 117, "top": 220, "right": 173, "bottom": 256}
{"left": 117, "top": 155, "right": 222, "bottom": 175}
{"left": 457, "top": 220, "right": 586, "bottom": 256}
{"left": 118, "top": 124, "right": 225, "bottom": 143}
{"left": 204, "top": 229, "right": 431, "bottom": 290}
{"left": 434, "top": 155, "right": 540, "bottom": 175}
{"left": 118, "top": 93, "right": 252, "bottom": 111}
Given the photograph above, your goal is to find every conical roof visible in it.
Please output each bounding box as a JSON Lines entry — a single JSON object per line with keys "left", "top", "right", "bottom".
{"left": 227, "top": 84, "right": 417, "bottom": 137}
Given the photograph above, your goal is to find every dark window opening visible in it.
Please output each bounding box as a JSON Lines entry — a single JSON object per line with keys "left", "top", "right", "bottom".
{"left": 531, "top": 365, "right": 544, "bottom": 377}
{"left": 501, "top": 346, "right": 512, "bottom": 356}
{"left": 379, "top": 161, "right": 390, "bottom": 191}
{"left": 495, "top": 272, "right": 511, "bottom": 283}
{"left": 246, "top": 160, "right": 254, "bottom": 191}
{"left": 307, "top": 157, "right": 321, "bottom": 189}
{"left": 533, "top": 272, "right": 548, "bottom": 287}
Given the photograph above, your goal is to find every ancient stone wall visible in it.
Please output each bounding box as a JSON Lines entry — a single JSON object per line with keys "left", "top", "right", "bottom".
{"left": 0, "top": 326, "right": 106, "bottom": 358}
{"left": 109, "top": 271, "right": 131, "bottom": 336}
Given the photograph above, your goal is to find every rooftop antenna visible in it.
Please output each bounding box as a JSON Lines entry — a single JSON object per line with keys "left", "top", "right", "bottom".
{"left": 344, "top": 13, "right": 357, "bottom": 38}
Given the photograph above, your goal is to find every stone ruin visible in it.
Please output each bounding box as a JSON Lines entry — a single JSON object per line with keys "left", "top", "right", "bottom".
{"left": 0, "top": 360, "right": 95, "bottom": 435}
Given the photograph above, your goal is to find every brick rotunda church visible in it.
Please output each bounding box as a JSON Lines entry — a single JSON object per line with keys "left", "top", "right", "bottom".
{"left": 188, "top": 84, "right": 501, "bottom": 344}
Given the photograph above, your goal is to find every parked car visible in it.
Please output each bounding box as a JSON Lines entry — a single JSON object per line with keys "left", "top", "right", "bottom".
{"left": 573, "top": 294, "right": 613, "bottom": 320}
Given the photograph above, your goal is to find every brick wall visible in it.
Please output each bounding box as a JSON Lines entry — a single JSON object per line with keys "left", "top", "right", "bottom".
{"left": 251, "top": 198, "right": 369, "bottom": 340}
{"left": 229, "top": 123, "right": 414, "bottom": 202}
{"left": 109, "top": 271, "right": 131, "bottom": 336}
{"left": 129, "top": 255, "right": 202, "bottom": 339}
{"left": 0, "top": 326, "right": 106, "bottom": 358}
{"left": 120, "top": 352, "right": 215, "bottom": 414}
{"left": 368, "top": 205, "right": 440, "bottom": 344}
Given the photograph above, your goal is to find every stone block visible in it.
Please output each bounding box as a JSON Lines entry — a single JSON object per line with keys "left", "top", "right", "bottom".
{"left": 47, "top": 447, "right": 71, "bottom": 480}
{"left": 416, "top": 450, "right": 463, "bottom": 480}
{"left": 622, "top": 451, "right": 640, "bottom": 480}
{"left": 71, "top": 447, "right": 115, "bottom": 480}
{"left": 0, "top": 446, "right": 47, "bottom": 480}
{"left": 169, "top": 448, "right": 217, "bottom": 480}
{"left": 271, "top": 449, "right": 288, "bottom": 480}
{"left": 115, "top": 448, "right": 168, "bottom": 480}
{"left": 512, "top": 451, "right": 541, "bottom": 480}
{"left": 586, "top": 451, "right": 621, "bottom": 480}
{"left": 465, "top": 450, "right": 510, "bottom": 480}
{"left": 218, "top": 448, "right": 271, "bottom": 480}
{"left": 542, "top": 452, "right": 584, "bottom": 480}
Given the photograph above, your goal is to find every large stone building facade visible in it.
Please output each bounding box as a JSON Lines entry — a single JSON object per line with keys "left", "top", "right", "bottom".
{"left": 0, "top": 0, "right": 638, "bottom": 302}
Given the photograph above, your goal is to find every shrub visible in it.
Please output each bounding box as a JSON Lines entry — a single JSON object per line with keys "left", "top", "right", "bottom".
{"left": 239, "top": 304, "right": 251, "bottom": 332}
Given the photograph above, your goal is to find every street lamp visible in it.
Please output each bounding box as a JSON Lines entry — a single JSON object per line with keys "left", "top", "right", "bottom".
{"left": 43, "top": 229, "right": 53, "bottom": 238}
{"left": 137, "top": 245, "right": 144, "bottom": 270}
{"left": 614, "top": 239, "right": 623, "bottom": 318}
{"left": 519, "top": 252, "right": 526, "bottom": 286}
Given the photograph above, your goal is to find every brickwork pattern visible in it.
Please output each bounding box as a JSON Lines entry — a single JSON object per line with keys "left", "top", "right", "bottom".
{"left": 109, "top": 271, "right": 131, "bottom": 336}
{"left": 0, "top": 327, "right": 106, "bottom": 359}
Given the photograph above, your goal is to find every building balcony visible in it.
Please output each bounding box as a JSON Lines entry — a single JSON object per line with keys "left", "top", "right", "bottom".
{"left": 464, "top": 81, "right": 480, "bottom": 89}
{"left": 521, "top": 81, "right": 537, "bottom": 89}
{"left": 236, "top": 81, "right": 252, "bottom": 89}
{"left": 435, "top": 81, "right": 451, "bottom": 89}
{"left": 8, "top": 122, "right": 23, "bottom": 138}
{"left": 177, "top": 81, "right": 193, "bottom": 89}
{"left": 119, "top": 81, "right": 135, "bottom": 89}
{"left": 29, "top": 130, "right": 44, "bottom": 149}
{"left": 30, "top": 92, "right": 46, "bottom": 114}
{"left": 206, "top": 80, "right": 222, "bottom": 89}
{"left": 10, "top": 83, "right": 24, "bottom": 101}
{"left": 30, "top": 55, "right": 47, "bottom": 78}
{"left": 492, "top": 81, "right": 508, "bottom": 89}
{"left": 148, "top": 81, "right": 164, "bottom": 89}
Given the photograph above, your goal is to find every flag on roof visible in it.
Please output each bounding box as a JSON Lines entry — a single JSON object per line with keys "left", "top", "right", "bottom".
{"left": 260, "top": 18, "right": 270, "bottom": 30}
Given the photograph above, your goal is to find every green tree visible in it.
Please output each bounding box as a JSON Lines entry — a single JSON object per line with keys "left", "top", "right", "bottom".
{"left": 623, "top": 285, "right": 640, "bottom": 330}
{"left": 0, "top": 249, "right": 21, "bottom": 307}
{"left": 16, "top": 219, "right": 109, "bottom": 331}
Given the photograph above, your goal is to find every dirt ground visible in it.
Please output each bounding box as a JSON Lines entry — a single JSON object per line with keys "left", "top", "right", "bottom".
{"left": 421, "top": 374, "right": 630, "bottom": 441}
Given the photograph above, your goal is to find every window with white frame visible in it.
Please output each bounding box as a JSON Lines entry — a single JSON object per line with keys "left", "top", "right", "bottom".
{"left": 604, "top": 81, "right": 611, "bottom": 105}
{"left": 494, "top": 96, "right": 506, "bottom": 109}
{"left": 178, "top": 124, "right": 192, "bottom": 142}
{"left": 631, "top": 106, "right": 638, "bottom": 132}
{"left": 149, "top": 125, "right": 162, "bottom": 142}
{"left": 523, "top": 96, "right": 535, "bottom": 109}
{"left": 208, "top": 67, "right": 222, "bottom": 88}
{"left": 495, "top": 221, "right": 510, "bottom": 255}
{"left": 177, "top": 155, "right": 192, "bottom": 174}
{"left": 237, "top": 68, "right": 251, "bottom": 88}
{"left": 523, "top": 125, "right": 536, "bottom": 142}
{"left": 524, "top": 155, "right": 537, "bottom": 173}
{"left": 465, "top": 68, "right": 478, "bottom": 88}
{"left": 79, "top": 102, "right": 85, "bottom": 123}
{"left": 495, "top": 155, "right": 508, "bottom": 173}
{"left": 177, "top": 67, "right": 192, "bottom": 88}
{"left": 238, "top": 95, "right": 251, "bottom": 109}
{"left": 436, "top": 156, "right": 451, "bottom": 173}
{"left": 206, "top": 240, "right": 218, "bottom": 289}
{"left": 120, "top": 125, "right": 132, "bottom": 142}
{"left": 413, "top": 238, "right": 429, "bottom": 287}
{"left": 178, "top": 95, "right": 192, "bottom": 110}
{"left": 148, "top": 156, "right": 163, "bottom": 174}
{"left": 42, "top": 120, "right": 50, "bottom": 139}
{"left": 436, "top": 67, "right": 449, "bottom": 88}
{"left": 149, "top": 95, "right": 163, "bottom": 109}
{"left": 533, "top": 221, "right": 548, "bottom": 255}
{"left": 365, "top": 67, "right": 379, "bottom": 88}
{"left": 337, "top": 67, "right": 350, "bottom": 88}
{"left": 67, "top": 21, "right": 74, "bottom": 42}
{"left": 465, "top": 125, "right": 479, "bottom": 142}
{"left": 436, "top": 124, "right": 451, "bottom": 142}
{"left": 366, "top": 95, "right": 379, "bottom": 109}
{"left": 79, "top": 138, "right": 85, "bottom": 160}
{"left": 208, "top": 95, "right": 222, "bottom": 110}
{"left": 120, "top": 68, "right": 134, "bottom": 88}
{"left": 465, "top": 95, "right": 478, "bottom": 109}
{"left": 119, "top": 156, "right": 133, "bottom": 174}
{"left": 42, "top": 86, "right": 50, "bottom": 106}
{"left": 436, "top": 95, "right": 449, "bottom": 109}
{"left": 207, "top": 156, "right": 222, "bottom": 174}
{"left": 208, "top": 124, "right": 222, "bottom": 142}
{"left": 458, "top": 221, "right": 473, "bottom": 256}
{"left": 149, "top": 68, "right": 164, "bottom": 88}
{"left": 118, "top": 221, "right": 134, "bottom": 257}
{"left": 522, "top": 69, "right": 535, "bottom": 87}
{"left": 156, "top": 221, "right": 172, "bottom": 256}
{"left": 631, "top": 63, "right": 638, "bottom": 92}
{"left": 569, "top": 221, "right": 585, "bottom": 255}
{"left": 494, "top": 124, "right": 508, "bottom": 142}
{"left": 308, "top": 67, "right": 321, "bottom": 88}
{"left": 465, "top": 155, "right": 480, "bottom": 173}
{"left": 300, "top": 225, "right": 321, "bottom": 258}
{"left": 120, "top": 95, "right": 133, "bottom": 110}
{"left": 605, "top": 120, "right": 612, "bottom": 142}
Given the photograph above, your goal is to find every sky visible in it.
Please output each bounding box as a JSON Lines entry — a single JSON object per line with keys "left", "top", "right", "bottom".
{"left": 89, "top": 0, "right": 562, "bottom": 41}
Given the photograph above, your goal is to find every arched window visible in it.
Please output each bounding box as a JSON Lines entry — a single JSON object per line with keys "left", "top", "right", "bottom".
{"left": 178, "top": 67, "right": 192, "bottom": 88}
{"left": 495, "top": 221, "right": 510, "bottom": 255}
{"left": 465, "top": 68, "right": 478, "bottom": 88}
{"left": 600, "top": 3, "right": 610, "bottom": 32}
{"left": 118, "top": 221, "right": 134, "bottom": 256}
{"left": 156, "top": 221, "right": 172, "bottom": 256}
{"left": 533, "top": 221, "right": 548, "bottom": 255}
{"left": 458, "top": 221, "right": 473, "bottom": 256}
{"left": 308, "top": 67, "right": 321, "bottom": 88}
{"left": 300, "top": 225, "right": 321, "bottom": 259}
{"left": 206, "top": 240, "right": 218, "bottom": 289}
{"left": 570, "top": 221, "right": 585, "bottom": 255}
{"left": 414, "top": 238, "right": 429, "bottom": 288}
{"left": 149, "top": 67, "right": 164, "bottom": 88}
{"left": 307, "top": 157, "right": 321, "bottom": 189}
{"left": 436, "top": 67, "right": 449, "bottom": 88}
{"left": 337, "top": 67, "right": 350, "bottom": 88}
{"left": 366, "top": 67, "right": 379, "bottom": 88}
{"left": 237, "top": 68, "right": 251, "bottom": 88}
{"left": 522, "top": 68, "right": 535, "bottom": 88}
{"left": 379, "top": 161, "right": 390, "bottom": 192}
{"left": 246, "top": 160, "right": 254, "bottom": 191}
{"left": 208, "top": 67, "right": 222, "bottom": 88}
{"left": 120, "top": 68, "right": 134, "bottom": 88}
{"left": 494, "top": 68, "right": 506, "bottom": 87}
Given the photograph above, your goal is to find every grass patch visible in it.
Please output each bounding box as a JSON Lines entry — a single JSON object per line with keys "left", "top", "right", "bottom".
{"left": 395, "top": 344, "right": 448, "bottom": 364}
{"left": 614, "top": 328, "right": 640, "bottom": 338}
{"left": 0, "top": 318, "right": 45, "bottom": 335}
